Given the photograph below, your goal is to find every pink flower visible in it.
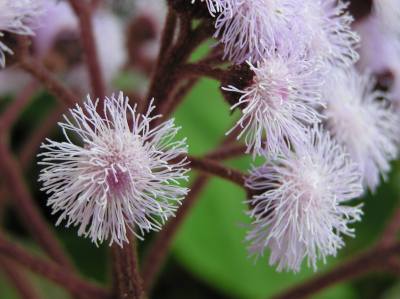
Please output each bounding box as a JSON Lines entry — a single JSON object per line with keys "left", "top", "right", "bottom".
{"left": 323, "top": 68, "right": 400, "bottom": 191}
{"left": 246, "top": 126, "right": 363, "bottom": 272}
{"left": 224, "top": 51, "right": 324, "bottom": 157}
{"left": 38, "top": 93, "right": 190, "bottom": 246}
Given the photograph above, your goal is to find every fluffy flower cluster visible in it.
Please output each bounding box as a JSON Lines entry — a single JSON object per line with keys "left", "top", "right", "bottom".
{"left": 0, "top": 0, "right": 43, "bottom": 67}
{"left": 187, "top": 0, "right": 400, "bottom": 271}
{"left": 323, "top": 69, "right": 400, "bottom": 191}
{"left": 39, "top": 93, "right": 189, "bottom": 246}
{"left": 246, "top": 127, "right": 363, "bottom": 272}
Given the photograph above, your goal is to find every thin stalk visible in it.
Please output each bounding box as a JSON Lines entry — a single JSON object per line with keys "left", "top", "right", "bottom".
{"left": 112, "top": 237, "right": 144, "bottom": 299}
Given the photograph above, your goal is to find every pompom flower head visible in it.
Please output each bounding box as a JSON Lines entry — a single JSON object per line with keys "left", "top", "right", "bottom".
{"left": 224, "top": 51, "right": 324, "bottom": 157}
{"left": 323, "top": 68, "right": 400, "bottom": 191}
{"left": 38, "top": 93, "right": 189, "bottom": 246}
{"left": 246, "top": 126, "right": 363, "bottom": 272}
{"left": 214, "top": 0, "right": 299, "bottom": 64}
{"left": 299, "top": 0, "right": 359, "bottom": 68}
{"left": 0, "top": 0, "right": 43, "bottom": 67}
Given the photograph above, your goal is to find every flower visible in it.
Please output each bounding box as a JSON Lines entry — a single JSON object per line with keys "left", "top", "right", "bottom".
{"left": 299, "top": 0, "right": 359, "bottom": 68}
{"left": 323, "top": 68, "right": 400, "bottom": 191}
{"left": 246, "top": 126, "right": 363, "bottom": 272}
{"left": 0, "top": 0, "right": 43, "bottom": 67}
{"left": 224, "top": 51, "right": 324, "bottom": 157}
{"left": 38, "top": 93, "right": 190, "bottom": 246}
{"left": 214, "top": 0, "right": 300, "bottom": 64}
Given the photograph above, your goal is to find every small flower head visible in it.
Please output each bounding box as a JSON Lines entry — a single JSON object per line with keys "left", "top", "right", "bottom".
{"left": 246, "top": 126, "right": 363, "bottom": 272}
{"left": 0, "top": 0, "right": 43, "bottom": 67}
{"left": 224, "top": 51, "right": 324, "bottom": 157}
{"left": 323, "top": 68, "right": 400, "bottom": 191}
{"left": 38, "top": 93, "right": 189, "bottom": 246}
{"left": 214, "top": 0, "right": 300, "bottom": 64}
{"left": 299, "top": 0, "right": 359, "bottom": 68}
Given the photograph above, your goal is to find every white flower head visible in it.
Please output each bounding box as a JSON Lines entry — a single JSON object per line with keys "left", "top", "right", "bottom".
{"left": 0, "top": 0, "right": 43, "bottom": 67}
{"left": 299, "top": 0, "right": 360, "bottom": 68}
{"left": 324, "top": 68, "right": 400, "bottom": 191}
{"left": 38, "top": 93, "right": 190, "bottom": 246}
{"left": 214, "top": 0, "right": 300, "bottom": 64}
{"left": 224, "top": 51, "right": 325, "bottom": 157}
{"left": 246, "top": 126, "right": 363, "bottom": 272}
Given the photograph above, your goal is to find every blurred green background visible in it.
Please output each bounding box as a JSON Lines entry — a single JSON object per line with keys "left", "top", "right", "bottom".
{"left": 1, "top": 76, "right": 400, "bottom": 299}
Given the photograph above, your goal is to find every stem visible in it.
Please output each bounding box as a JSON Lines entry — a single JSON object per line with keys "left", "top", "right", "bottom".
{"left": 178, "top": 63, "right": 227, "bottom": 81}
{"left": 18, "top": 106, "right": 65, "bottom": 169}
{"left": 69, "top": 0, "right": 106, "bottom": 100}
{"left": 112, "top": 238, "right": 144, "bottom": 299}
{"left": 206, "top": 143, "right": 246, "bottom": 160}
{"left": 0, "top": 258, "right": 42, "bottom": 299}
{"left": 19, "top": 58, "right": 77, "bottom": 107}
{"left": 187, "top": 155, "right": 247, "bottom": 186}
{"left": 141, "top": 175, "right": 209, "bottom": 291}
{"left": 154, "top": 8, "right": 177, "bottom": 71}
{"left": 379, "top": 206, "right": 400, "bottom": 248}
{"left": 0, "top": 81, "right": 39, "bottom": 131}
{"left": 271, "top": 242, "right": 400, "bottom": 299}
{"left": 146, "top": 19, "right": 213, "bottom": 112}
{"left": 0, "top": 139, "right": 72, "bottom": 269}
{"left": 0, "top": 234, "right": 110, "bottom": 299}
{"left": 157, "top": 78, "right": 199, "bottom": 122}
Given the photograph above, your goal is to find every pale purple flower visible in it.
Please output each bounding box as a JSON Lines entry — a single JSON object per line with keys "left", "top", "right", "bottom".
{"left": 299, "top": 0, "right": 359, "bottom": 68}
{"left": 323, "top": 68, "right": 400, "bottom": 191}
{"left": 224, "top": 51, "right": 324, "bottom": 157}
{"left": 0, "top": 0, "right": 43, "bottom": 67}
{"left": 38, "top": 93, "right": 189, "bottom": 246}
{"left": 214, "top": 0, "right": 300, "bottom": 64}
{"left": 246, "top": 126, "right": 363, "bottom": 272}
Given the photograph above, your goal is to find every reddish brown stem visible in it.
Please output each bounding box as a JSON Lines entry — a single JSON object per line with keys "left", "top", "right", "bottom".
{"left": 178, "top": 63, "right": 227, "bottom": 81}
{"left": 0, "top": 235, "right": 110, "bottom": 299}
{"left": 0, "top": 139, "right": 72, "bottom": 269}
{"left": 141, "top": 175, "right": 209, "bottom": 291}
{"left": 156, "top": 78, "right": 199, "bottom": 125}
{"left": 112, "top": 239, "right": 144, "bottom": 299}
{"left": 271, "top": 243, "right": 400, "bottom": 299}
{"left": 0, "top": 81, "right": 39, "bottom": 131}
{"left": 379, "top": 206, "right": 400, "bottom": 248}
{"left": 206, "top": 143, "right": 247, "bottom": 160}
{"left": 19, "top": 106, "right": 65, "bottom": 169}
{"left": 146, "top": 19, "right": 213, "bottom": 112}
{"left": 187, "top": 155, "right": 246, "bottom": 186}
{"left": 154, "top": 8, "right": 177, "bottom": 71}
{"left": 19, "top": 58, "right": 77, "bottom": 107}
{"left": 0, "top": 258, "right": 42, "bottom": 299}
{"left": 69, "top": 0, "right": 106, "bottom": 100}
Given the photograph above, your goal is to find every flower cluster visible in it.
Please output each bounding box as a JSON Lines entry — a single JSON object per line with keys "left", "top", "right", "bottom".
{"left": 39, "top": 93, "right": 189, "bottom": 246}
{"left": 0, "top": 0, "right": 43, "bottom": 67}
{"left": 189, "top": 0, "right": 400, "bottom": 271}
{"left": 34, "top": 0, "right": 400, "bottom": 274}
